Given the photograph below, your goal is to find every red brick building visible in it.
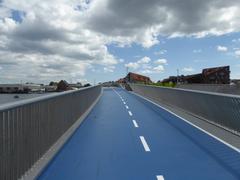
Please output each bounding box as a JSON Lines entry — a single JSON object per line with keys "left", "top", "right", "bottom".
{"left": 160, "top": 66, "right": 230, "bottom": 84}
{"left": 202, "top": 66, "right": 230, "bottom": 84}
{"left": 57, "top": 80, "right": 70, "bottom": 91}
{"left": 124, "top": 72, "right": 152, "bottom": 84}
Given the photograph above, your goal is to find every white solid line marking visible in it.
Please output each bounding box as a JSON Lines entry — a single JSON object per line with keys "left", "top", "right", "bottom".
{"left": 132, "top": 92, "right": 240, "bottom": 153}
{"left": 156, "top": 175, "right": 164, "bottom": 180}
{"left": 128, "top": 111, "right": 133, "bottom": 116}
{"left": 132, "top": 120, "right": 139, "bottom": 128}
{"left": 140, "top": 136, "right": 150, "bottom": 152}
{"left": 125, "top": 105, "right": 129, "bottom": 109}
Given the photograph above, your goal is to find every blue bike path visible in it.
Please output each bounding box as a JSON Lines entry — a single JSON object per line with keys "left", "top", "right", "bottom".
{"left": 38, "top": 88, "right": 240, "bottom": 180}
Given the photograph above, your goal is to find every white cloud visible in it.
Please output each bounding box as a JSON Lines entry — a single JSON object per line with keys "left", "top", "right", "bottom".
{"left": 0, "top": 0, "right": 120, "bottom": 83}
{"left": 104, "top": 66, "right": 115, "bottom": 73}
{"left": 119, "top": 59, "right": 125, "bottom": 63}
{"left": 137, "top": 56, "right": 151, "bottom": 64}
{"left": 75, "top": 78, "right": 89, "bottom": 84}
{"left": 1, "top": 0, "right": 240, "bottom": 82}
{"left": 153, "top": 65, "right": 164, "bottom": 73}
{"left": 125, "top": 56, "right": 151, "bottom": 70}
{"left": 235, "top": 50, "right": 240, "bottom": 57}
{"left": 182, "top": 67, "right": 195, "bottom": 72}
{"left": 193, "top": 49, "right": 202, "bottom": 53}
{"left": 232, "top": 38, "right": 240, "bottom": 43}
{"left": 217, "top": 45, "right": 228, "bottom": 52}
{"left": 154, "top": 59, "right": 168, "bottom": 65}
{"left": 141, "top": 65, "right": 164, "bottom": 74}
{"left": 125, "top": 62, "right": 140, "bottom": 70}
{"left": 87, "top": 0, "right": 240, "bottom": 44}
{"left": 125, "top": 56, "right": 165, "bottom": 74}
{"left": 154, "top": 49, "right": 167, "bottom": 55}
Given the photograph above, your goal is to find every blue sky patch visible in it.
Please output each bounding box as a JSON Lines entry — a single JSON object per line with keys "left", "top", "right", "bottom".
{"left": 11, "top": 9, "right": 25, "bottom": 23}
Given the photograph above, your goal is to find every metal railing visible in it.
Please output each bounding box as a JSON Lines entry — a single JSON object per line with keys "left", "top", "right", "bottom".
{"left": 0, "top": 85, "right": 101, "bottom": 180}
{"left": 130, "top": 84, "right": 240, "bottom": 134}
{"left": 176, "top": 83, "right": 240, "bottom": 95}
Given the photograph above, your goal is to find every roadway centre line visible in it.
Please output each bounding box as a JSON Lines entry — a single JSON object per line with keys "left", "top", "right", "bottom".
{"left": 139, "top": 136, "right": 150, "bottom": 152}
{"left": 111, "top": 88, "right": 129, "bottom": 108}
{"left": 112, "top": 88, "right": 130, "bottom": 111}
{"left": 132, "top": 120, "right": 139, "bottom": 128}
{"left": 112, "top": 88, "right": 126, "bottom": 104}
{"left": 112, "top": 87, "right": 122, "bottom": 98}
{"left": 156, "top": 175, "right": 165, "bottom": 180}
{"left": 128, "top": 111, "right": 133, "bottom": 116}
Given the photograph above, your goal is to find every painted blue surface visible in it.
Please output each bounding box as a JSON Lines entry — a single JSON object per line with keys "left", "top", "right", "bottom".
{"left": 38, "top": 88, "right": 240, "bottom": 180}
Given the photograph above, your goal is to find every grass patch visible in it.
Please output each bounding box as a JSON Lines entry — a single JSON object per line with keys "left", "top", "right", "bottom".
{"left": 148, "top": 82, "right": 176, "bottom": 88}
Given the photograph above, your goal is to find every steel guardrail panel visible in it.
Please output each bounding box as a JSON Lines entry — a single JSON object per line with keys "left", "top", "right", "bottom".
{"left": 0, "top": 85, "right": 101, "bottom": 180}
{"left": 130, "top": 83, "right": 240, "bottom": 134}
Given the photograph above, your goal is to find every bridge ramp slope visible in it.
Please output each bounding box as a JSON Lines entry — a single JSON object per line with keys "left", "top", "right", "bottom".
{"left": 38, "top": 88, "right": 240, "bottom": 180}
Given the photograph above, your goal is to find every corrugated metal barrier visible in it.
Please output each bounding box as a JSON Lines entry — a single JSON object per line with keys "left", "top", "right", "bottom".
{"left": 130, "top": 84, "right": 240, "bottom": 134}
{"left": 0, "top": 85, "right": 101, "bottom": 180}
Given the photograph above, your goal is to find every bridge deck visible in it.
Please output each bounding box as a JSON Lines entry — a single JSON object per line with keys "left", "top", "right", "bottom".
{"left": 38, "top": 88, "right": 240, "bottom": 180}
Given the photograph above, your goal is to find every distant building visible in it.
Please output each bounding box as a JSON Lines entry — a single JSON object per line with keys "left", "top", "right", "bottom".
{"left": 116, "top": 78, "right": 125, "bottom": 84}
{"left": 49, "top": 81, "right": 58, "bottom": 86}
{"left": 102, "top": 81, "right": 119, "bottom": 87}
{"left": 160, "top": 66, "right": 230, "bottom": 84}
{"left": 0, "top": 84, "right": 44, "bottom": 93}
{"left": 202, "top": 66, "right": 230, "bottom": 84}
{"left": 83, "top": 83, "right": 91, "bottom": 87}
{"left": 161, "top": 76, "right": 178, "bottom": 83}
{"left": 69, "top": 83, "right": 83, "bottom": 89}
{"left": 183, "top": 73, "right": 203, "bottom": 84}
{"left": 57, "top": 80, "right": 70, "bottom": 91}
{"left": 44, "top": 85, "right": 57, "bottom": 92}
{"left": 124, "top": 72, "right": 152, "bottom": 84}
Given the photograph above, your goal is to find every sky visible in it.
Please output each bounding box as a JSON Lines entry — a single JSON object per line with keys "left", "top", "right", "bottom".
{"left": 0, "top": 0, "right": 240, "bottom": 84}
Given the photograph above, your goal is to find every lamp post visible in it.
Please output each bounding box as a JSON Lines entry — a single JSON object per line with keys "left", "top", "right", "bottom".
{"left": 177, "top": 69, "right": 179, "bottom": 84}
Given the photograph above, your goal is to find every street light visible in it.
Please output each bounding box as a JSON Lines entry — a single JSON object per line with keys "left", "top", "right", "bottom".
{"left": 177, "top": 69, "right": 179, "bottom": 84}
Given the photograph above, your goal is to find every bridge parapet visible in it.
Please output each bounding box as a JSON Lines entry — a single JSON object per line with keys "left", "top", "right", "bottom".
{"left": 130, "top": 83, "right": 240, "bottom": 135}
{"left": 0, "top": 85, "right": 102, "bottom": 180}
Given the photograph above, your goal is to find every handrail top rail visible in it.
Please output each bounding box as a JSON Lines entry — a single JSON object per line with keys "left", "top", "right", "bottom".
{"left": 0, "top": 85, "right": 100, "bottom": 112}
{"left": 130, "top": 83, "right": 240, "bottom": 99}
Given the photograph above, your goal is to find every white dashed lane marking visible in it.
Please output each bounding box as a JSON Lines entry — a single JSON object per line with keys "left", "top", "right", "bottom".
{"left": 156, "top": 175, "right": 164, "bottom": 180}
{"left": 128, "top": 111, "right": 133, "bottom": 116}
{"left": 139, "top": 136, "right": 150, "bottom": 152}
{"left": 132, "top": 120, "right": 139, "bottom": 128}
{"left": 113, "top": 88, "right": 166, "bottom": 179}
